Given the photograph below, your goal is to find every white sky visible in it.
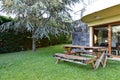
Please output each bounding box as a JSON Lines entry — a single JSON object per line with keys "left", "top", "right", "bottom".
{"left": 70, "top": 2, "right": 84, "bottom": 20}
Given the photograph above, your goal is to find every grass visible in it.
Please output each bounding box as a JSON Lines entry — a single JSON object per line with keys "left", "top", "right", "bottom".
{"left": 0, "top": 44, "right": 120, "bottom": 80}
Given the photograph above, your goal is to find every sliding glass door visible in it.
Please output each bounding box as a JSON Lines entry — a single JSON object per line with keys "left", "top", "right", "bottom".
{"left": 93, "top": 24, "right": 120, "bottom": 55}
{"left": 111, "top": 25, "right": 120, "bottom": 55}
{"left": 93, "top": 27, "right": 108, "bottom": 47}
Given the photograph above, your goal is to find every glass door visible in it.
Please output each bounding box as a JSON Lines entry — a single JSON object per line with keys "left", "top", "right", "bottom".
{"left": 93, "top": 27, "right": 108, "bottom": 47}
{"left": 112, "top": 25, "right": 120, "bottom": 55}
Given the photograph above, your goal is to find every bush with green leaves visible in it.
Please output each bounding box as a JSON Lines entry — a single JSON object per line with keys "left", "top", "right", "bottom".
{"left": 37, "top": 33, "right": 70, "bottom": 47}
{"left": 0, "top": 31, "right": 32, "bottom": 53}
{"left": 0, "top": 30, "right": 70, "bottom": 53}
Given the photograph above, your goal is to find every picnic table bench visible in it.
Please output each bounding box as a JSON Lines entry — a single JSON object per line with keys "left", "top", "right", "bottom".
{"left": 54, "top": 45, "right": 108, "bottom": 70}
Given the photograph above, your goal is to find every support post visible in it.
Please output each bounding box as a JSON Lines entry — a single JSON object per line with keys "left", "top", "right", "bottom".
{"left": 108, "top": 24, "right": 112, "bottom": 55}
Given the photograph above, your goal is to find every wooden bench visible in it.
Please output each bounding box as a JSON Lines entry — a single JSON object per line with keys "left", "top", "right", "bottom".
{"left": 54, "top": 45, "right": 108, "bottom": 69}
{"left": 54, "top": 53, "right": 97, "bottom": 68}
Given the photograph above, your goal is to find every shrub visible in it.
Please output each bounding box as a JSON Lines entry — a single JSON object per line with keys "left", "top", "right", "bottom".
{"left": 0, "top": 31, "right": 70, "bottom": 53}
{"left": 36, "top": 33, "right": 70, "bottom": 47}
{"left": 0, "top": 31, "right": 32, "bottom": 53}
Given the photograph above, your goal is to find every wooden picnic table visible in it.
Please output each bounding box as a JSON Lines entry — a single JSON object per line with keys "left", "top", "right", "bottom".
{"left": 54, "top": 45, "right": 108, "bottom": 70}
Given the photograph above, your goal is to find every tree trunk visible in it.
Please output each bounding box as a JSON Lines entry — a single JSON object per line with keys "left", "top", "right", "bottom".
{"left": 32, "top": 37, "right": 36, "bottom": 52}
{"left": 32, "top": 29, "right": 36, "bottom": 52}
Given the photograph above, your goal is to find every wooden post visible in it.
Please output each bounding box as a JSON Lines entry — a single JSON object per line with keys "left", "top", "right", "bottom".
{"left": 56, "top": 59, "right": 60, "bottom": 64}
{"left": 94, "top": 52, "right": 105, "bottom": 70}
{"left": 91, "top": 27, "right": 94, "bottom": 47}
{"left": 103, "top": 55, "right": 107, "bottom": 68}
{"left": 64, "top": 47, "right": 73, "bottom": 55}
{"left": 108, "top": 24, "right": 112, "bottom": 55}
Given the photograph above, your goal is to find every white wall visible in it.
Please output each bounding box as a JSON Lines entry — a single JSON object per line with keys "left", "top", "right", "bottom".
{"left": 89, "top": 27, "right": 93, "bottom": 46}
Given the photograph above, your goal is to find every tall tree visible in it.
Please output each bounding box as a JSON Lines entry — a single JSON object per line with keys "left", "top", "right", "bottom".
{"left": 0, "top": 0, "right": 81, "bottom": 52}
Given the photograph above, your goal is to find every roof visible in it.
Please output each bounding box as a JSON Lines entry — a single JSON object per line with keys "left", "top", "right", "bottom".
{"left": 81, "top": 0, "right": 120, "bottom": 26}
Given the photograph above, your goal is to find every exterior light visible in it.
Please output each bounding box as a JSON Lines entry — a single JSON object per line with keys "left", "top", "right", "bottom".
{"left": 95, "top": 16, "right": 100, "bottom": 19}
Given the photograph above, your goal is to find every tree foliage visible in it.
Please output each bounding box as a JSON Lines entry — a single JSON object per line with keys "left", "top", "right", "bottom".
{"left": 0, "top": 16, "right": 12, "bottom": 24}
{"left": 0, "top": 0, "right": 81, "bottom": 51}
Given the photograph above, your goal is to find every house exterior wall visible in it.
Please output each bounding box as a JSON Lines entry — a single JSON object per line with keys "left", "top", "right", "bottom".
{"left": 81, "top": 0, "right": 120, "bottom": 55}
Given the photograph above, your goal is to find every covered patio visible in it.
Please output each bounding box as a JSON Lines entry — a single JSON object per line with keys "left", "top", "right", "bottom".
{"left": 92, "top": 23, "right": 120, "bottom": 56}
{"left": 81, "top": 0, "right": 120, "bottom": 57}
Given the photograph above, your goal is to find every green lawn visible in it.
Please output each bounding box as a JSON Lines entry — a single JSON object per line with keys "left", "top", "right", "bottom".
{"left": 0, "top": 44, "right": 120, "bottom": 80}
